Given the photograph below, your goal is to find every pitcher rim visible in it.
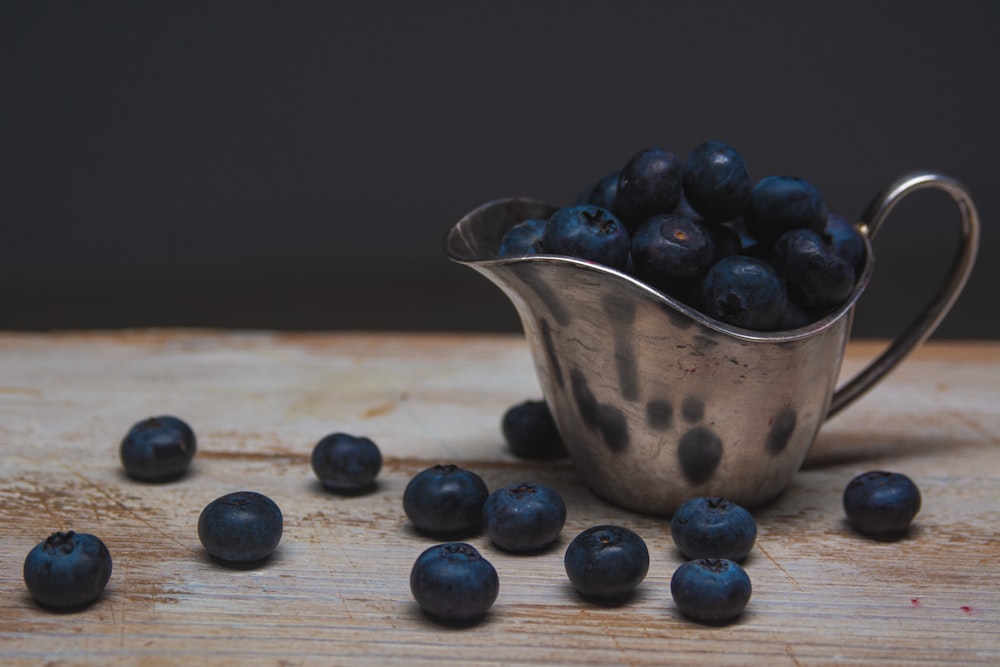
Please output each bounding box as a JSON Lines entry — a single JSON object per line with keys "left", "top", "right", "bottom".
{"left": 445, "top": 196, "right": 874, "bottom": 343}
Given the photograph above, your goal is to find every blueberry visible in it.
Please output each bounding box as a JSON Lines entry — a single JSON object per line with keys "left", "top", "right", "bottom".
{"left": 577, "top": 169, "right": 620, "bottom": 212}
{"left": 502, "top": 399, "right": 567, "bottom": 460}
{"left": 700, "top": 255, "right": 787, "bottom": 331}
{"left": 409, "top": 542, "right": 499, "bottom": 625}
{"left": 825, "top": 212, "right": 866, "bottom": 272}
{"left": 744, "top": 175, "right": 828, "bottom": 247}
{"left": 670, "top": 497, "right": 757, "bottom": 562}
{"left": 564, "top": 525, "right": 650, "bottom": 602}
{"left": 311, "top": 432, "right": 382, "bottom": 494}
{"left": 771, "top": 228, "right": 855, "bottom": 310}
{"left": 197, "top": 491, "right": 283, "bottom": 564}
{"left": 843, "top": 471, "right": 921, "bottom": 539}
{"left": 706, "top": 222, "right": 743, "bottom": 265}
{"left": 670, "top": 558, "right": 752, "bottom": 624}
{"left": 542, "top": 204, "right": 630, "bottom": 270}
{"left": 119, "top": 415, "right": 196, "bottom": 482}
{"left": 778, "top": 299, "right": 814, "bottom": 330}
{"left": 673, "top": 191, "right": 705, "bottom": 223}
{"left": 728, "top": 218, "right": 765, "bottom": 257}
{"left": 23, "top": 531, "right": 113, "bottom": 610}
{"left": 683, "top": 141, "right": 751, "bottom": 223}
{"left": 403, "top": 464, "right": 489, "bottom": 538}
{"left": 630, "top": 214, "right": 715, "bottom": 289}
{"left": 616, "top": 147, "right": 684, "bottom": 232}
{"left": 498, "top": 218, "right": 547, "bottom": 257}
{"left": 482, "top": 482, "right": 566, "bottom": 553}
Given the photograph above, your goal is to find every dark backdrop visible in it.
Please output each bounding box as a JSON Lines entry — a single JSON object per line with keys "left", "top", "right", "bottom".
{"left": 2, "top": 1, "right": 997, "bottom": 338}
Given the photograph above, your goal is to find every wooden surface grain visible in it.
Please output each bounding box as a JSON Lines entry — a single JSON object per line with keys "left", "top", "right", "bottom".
{"left": 1, "top": 330, "right": 998, "bottom": 666}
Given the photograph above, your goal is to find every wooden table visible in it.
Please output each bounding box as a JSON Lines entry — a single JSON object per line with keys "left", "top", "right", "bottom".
{"left": 1, "top": 331, "right": 998, "bottom": 666}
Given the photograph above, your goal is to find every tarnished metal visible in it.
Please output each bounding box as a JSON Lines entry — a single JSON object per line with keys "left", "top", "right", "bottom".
{"left": 445, "top": 173, "right": 979, "bottom": 515}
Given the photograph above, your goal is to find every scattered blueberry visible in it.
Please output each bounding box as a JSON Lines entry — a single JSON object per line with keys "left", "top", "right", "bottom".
{"left": 616, "top": 147, "right": 684, "bottom": 232}
{"left": 630, "top": 214, "right": 715, "bottom": 289}
{"left": 825, "top": 212, "right": 867, "bottom": 272}
{"left": 744, "top": 175, "right": 828, "bottom": 247}
{"left": 683, "top": 140, "right": 751, "bottom": 223}
{"left": 502, "top": 399, "right": 567, "bottom": 460}
{"left": 403, "top": 464, "right": 490, "bottom": 538}
{"left": 700, "top": 255, "right": 787, "bottom": 331}
{"left": 409, "top": 542, "right": 499, "bottom": 625}
{"left": 564, "top": 525, "right": 649, "bottom": 602}
{"left": 843, "top": 471, "right": 922, "bottom": 539}
{"left": 771, "top": 228, "right": 855, "bottom": 310}
{"left": 23, "top": 531, "right": 113, "bottom": 610}
{"left": 670, "top": 558, "right": 752, "bottom": 624}
{"left": 482, "top": 482, "right": 567, "bottom": 553}
{"left": 197, "top": 491, "right": 283, "bottom": 564}
{"left": 119, "top": 415, "right": 196, "bottom": 482}
{"left": 542, "top": 204, "right": 630, "bottom": 270}
{"left": 670, "top": 497, "right": 757, "bottom": 562}
{"left": 499, "top": 218, "right": 547, "bottom": 257}
{"left": 311, "top": 432, "right": 382, "bottom": 494}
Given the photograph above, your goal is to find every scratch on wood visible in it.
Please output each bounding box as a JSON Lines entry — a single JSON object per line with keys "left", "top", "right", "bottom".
{"left": 60, "top": 465, "right": 199, "bottom": 555}
{"left": 118, "top": 558, "right": 127, "bottom": 646}
{"left": 945, "top": 408, "right": 1000, "bottom": 447}
{"left": 756, "top": 541, "right": 802, "bottom": 592}
{"left": 607, "top": 628, "right": 639, "bottom": 667}
{"left": 785, "top": 643, "right": 803, "bottom": 666}
{"left": 0, "top": 385, "right": 42, "bottom": 396}
{"left": 28, "top": 479, "right": 63, "bottom": 529}
{"left": 362, "top": 401, "right": 397, "bottom": 419}
{"left": 198, "top": 450, "right": 308, "bottom": 463}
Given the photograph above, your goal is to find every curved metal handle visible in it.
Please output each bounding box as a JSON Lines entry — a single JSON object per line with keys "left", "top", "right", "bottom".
{"left": 827, "top": 171, "right": 980, "bottom": 418}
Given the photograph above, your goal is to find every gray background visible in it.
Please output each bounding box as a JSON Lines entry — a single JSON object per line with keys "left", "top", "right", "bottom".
{"left": 2, "top": 1, "right": 997, "bottom": 338}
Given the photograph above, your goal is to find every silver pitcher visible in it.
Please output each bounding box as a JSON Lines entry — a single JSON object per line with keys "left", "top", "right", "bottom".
{"left": 445, "top": 172, "right": 980, "bottom": 515}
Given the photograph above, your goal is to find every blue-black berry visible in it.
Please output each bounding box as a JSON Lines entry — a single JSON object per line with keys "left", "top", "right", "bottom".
{"left": 744, "top": 175, "right": 828, "bottom": 247}
{"left": 630, "top": 214, "right": 715, "bottom": 289}
{"left": 542, "top": 204, "right": 630, "bottom": 270}
{"left": 502, "top": 399, "right": 567, "bottom": 460}
{"left": 482, "top": 482, "right": 566, "bottom": 553}
{"left": 119, "top": 415, "right": 196, "bottom": 482}
{"left": 498, "top": 218, "right": 547, "bottom": 257}
{"left": 670, "top": 497, "right": 757, "bottom": 562}
{"left": 824, "top": 213, "right": 866, "bottom": 272}
{"left": 700, "top": 255, "right": 787, "bottom": 331}
{"left": 616, "top": 147, "right": 684, "bottom": 233}
{"left": 843, "top": 471, "right": 921, "bottom": 539}
{"left": 403, "top": 464, "right": 490, "bottom": 538}
{"left": 409, "top": 542, "right": 499, "bottom": 625}
{"left": 671, "top": 558, "right": 752, "bottom": 624}
{"left": 197, "top": 491, "right": 283, "bottom": 564}
{"left": 311, "top": 432, "right": 382, "bottom": 494}
{"left": 23, "top": 531, "right": 113, "bottom": 610}
{"left": 564, "top": 525, "right": 649, "bottom": 602}
{"left": 579, "top": 169, "right": 620, "bottom": 212}
{"left": 683, "top": 140, "right": 751, "bottom": 223}
{"left": 771, "top": 228, "right": 855, "bottom": 310}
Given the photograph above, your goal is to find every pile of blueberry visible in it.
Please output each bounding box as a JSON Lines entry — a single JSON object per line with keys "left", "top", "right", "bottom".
{"left": 23, "top": 412, "right": 923, "bottom": 627}
{"left": 498, "top": 142, "right": 867, "bottom": 331}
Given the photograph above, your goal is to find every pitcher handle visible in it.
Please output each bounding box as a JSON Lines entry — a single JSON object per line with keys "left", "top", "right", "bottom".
{"left": 827, "top": 171, "right": 980, "bottom": 418}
